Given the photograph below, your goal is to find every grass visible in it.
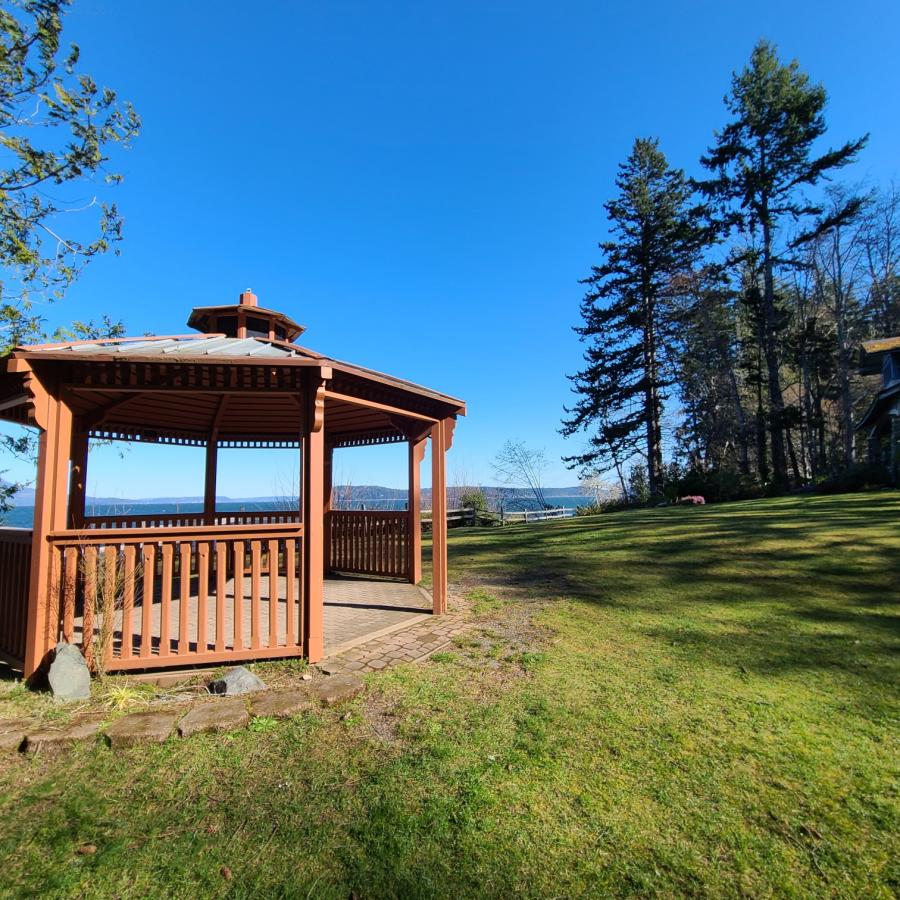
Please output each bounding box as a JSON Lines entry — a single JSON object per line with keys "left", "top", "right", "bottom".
{"left": 0, "top": 492, "right": 897, "bottom": 897}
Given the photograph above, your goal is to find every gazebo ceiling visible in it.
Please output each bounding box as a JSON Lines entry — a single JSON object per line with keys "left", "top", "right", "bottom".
{"left": 0, "top": 290, "right": 465, "bottom": 447}
{"left": 65, "top": 386, "right": 419, "bottom": 448}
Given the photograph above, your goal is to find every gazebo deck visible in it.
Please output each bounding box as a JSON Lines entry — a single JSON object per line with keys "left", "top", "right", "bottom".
{"left": 72, "top": 576, "right": 433, "bottom": 663}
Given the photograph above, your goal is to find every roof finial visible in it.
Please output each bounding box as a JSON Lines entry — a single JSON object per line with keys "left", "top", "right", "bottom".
{"left": 239, "top": 289, "right": 258, "bottom": 308}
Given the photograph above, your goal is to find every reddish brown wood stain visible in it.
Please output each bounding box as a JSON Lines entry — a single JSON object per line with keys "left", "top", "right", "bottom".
{"left": 0, "top": 291, "right": 464, "bottom": 677}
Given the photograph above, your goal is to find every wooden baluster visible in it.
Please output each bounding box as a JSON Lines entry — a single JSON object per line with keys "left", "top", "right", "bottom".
{"left": 250, "top": 540, "right": 261, "bottom": 650}
{"left": 233, "top": 541, "right": 244, "bottom": 651}
{"left": 268, "top": 538, "right": 279, "bottom": 648}
{"left": 121, "top": 545, "right": 135, "bottom": 660}
{"left": 141, "top": 544, "right": 155, "bottom": 658}
{"left": 82, "top": 545, "right": 97, "bottom": 668}
{"left": 103, "top": 545, "right": 118, "bottom": 666}
{"left": 197, "top": 542, "right": 209, "bottom": 653}
{"left": 216, "top": 541, "right": 227, "bottom": 652}
{"left": 159, "top": 543, "right": 173, "bottom": 657}
{"left": 179, "top": 542, "right": 191, "bottom": 654}
{"left": 285, "top": 539, "right": 296, "bottom": 647}
{"left": 47, "top": 544, "right": 63, "bottom": 652}
{"left": 62, "top": 546, "right": 77, "bottom": 643}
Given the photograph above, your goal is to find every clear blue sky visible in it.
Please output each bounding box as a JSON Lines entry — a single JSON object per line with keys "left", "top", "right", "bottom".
{"left": 3, "top": 0, "right": 899, "bottom": 498}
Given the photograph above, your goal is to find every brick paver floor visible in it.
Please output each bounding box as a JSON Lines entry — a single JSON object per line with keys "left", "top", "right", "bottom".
{"left": 319, "top": 598, "right": 470, "bottom": 674}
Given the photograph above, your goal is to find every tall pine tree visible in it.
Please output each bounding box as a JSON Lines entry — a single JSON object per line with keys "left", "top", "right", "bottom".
{"left": 698, "top": 40, "right": 867, "bottom": 488}
{"left": 562, "top": 138, "right": 702, "bottom": 498}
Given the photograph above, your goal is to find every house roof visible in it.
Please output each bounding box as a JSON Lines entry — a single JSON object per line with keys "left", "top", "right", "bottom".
{"left": 859, "top": 336, "right": 900, "bottom": 374}
{"left": 856, "top": 382, "right": 900, "bottom": 432}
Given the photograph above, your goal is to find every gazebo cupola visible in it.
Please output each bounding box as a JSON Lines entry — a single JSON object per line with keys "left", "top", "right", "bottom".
{"left": 187, "top": 289, "right": 306, "bottom": 342}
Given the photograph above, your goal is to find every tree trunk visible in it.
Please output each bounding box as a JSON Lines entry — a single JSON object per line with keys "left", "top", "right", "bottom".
{"left": 760, "top": 208, "right": 790, "bottom": 489}
{"left": 832, "top": 230, "right": 854, "bottom": 466}
{"left": 643, "top": 297, "right": 664, "bottom": 498}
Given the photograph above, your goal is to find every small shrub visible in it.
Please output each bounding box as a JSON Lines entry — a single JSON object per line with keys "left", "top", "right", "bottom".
{"left": 459, "top": 488, "right": 489, "bottom": 512}
{"left": 249, "top": 716, "right": 278, "bottom": 733}
{"left": 97, "top": 678, "right": 155, "bottom": 711}
{"left": 816, "top": 462, "right": 892, "bottom": 495}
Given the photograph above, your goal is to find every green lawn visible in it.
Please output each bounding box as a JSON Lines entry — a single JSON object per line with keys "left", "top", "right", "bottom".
{"left": 0, "top": 493, "right": 897, "bottom": 897}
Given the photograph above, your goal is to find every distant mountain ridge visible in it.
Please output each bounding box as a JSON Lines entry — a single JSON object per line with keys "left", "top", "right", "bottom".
{"left": 7, "top": 484, "right": 587, "bottom": 507}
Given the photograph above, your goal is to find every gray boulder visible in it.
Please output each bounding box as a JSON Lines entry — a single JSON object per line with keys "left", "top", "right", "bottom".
{"left": 208, "top": 666, "right": 266, "bottom": 696}
{"left": 47, "top": 641, "right": 91, "bottom": 701}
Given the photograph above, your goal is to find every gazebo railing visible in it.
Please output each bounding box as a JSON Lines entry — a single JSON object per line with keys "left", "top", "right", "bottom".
{"left": 46, "top": 522, "right": 304, "bottom": 672}
{"left": 0, "top": 528, "right": 32, "bottom": 665}
{"left": 327, "top": 510, "right": 409, "bottom": 579}
{"left": 83, "top": 510, "right": 302, "bottom": 530}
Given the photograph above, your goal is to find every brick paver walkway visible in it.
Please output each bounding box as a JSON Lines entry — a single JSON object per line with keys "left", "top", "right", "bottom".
{"left": 319, "top": 601, "right": 470, "bottom": 674}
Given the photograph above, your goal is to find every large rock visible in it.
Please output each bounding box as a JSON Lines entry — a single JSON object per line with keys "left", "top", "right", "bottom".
{"left": 47, "top": 642, "right": 91, "bottom": 701}
{"left": 178, "top": 699, "right": 249, "bottom": 737}
{"left": 23, "top": 715, "right": 104, "bottom": 755}
{"left": 104, "top": 710, "right": 178, "bottom": 749}
{"left": 251, "top": 689, "right": 312, "bottom": 720}
{"left": 208, "top": 666, "right": 266, "bottom": 696}
{"left": 309, "top": 674, "right": 365, "bottom": 707}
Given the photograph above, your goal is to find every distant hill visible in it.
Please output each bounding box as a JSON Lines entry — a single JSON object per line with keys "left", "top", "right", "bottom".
{"left": 5, "top": 483, "right": 587, "bottom": 508}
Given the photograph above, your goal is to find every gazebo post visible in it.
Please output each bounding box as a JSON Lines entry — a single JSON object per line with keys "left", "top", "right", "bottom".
{"left": 203, "top": 439, "right": 218, "bottom": 525}
{"left": 204, "top": 397, "right": 227, "bottom": 526}
{"left": 323, "top": 443, "right": 333, "bottom": 574}
{"left": 302, "top": 368, "right": 330, "bottom": 662}
{"left": 68, "top": 429, "right": 89, "bottom": 528}
{"left": 23, "top": 379, "right": 74, "bottom": 678}
{"left": 407, "top": 436, "right": 426, "bottom": 584}
{"left": 430, "top": 419, "right": 449, "bottom": 615}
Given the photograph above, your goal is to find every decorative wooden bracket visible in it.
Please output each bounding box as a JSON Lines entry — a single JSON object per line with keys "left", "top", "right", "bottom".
{"left": 443, "top": 417, "right": 456, "bottom": 450}
{"left": 209, "top": 394, "right": 229, "bottom": 442}
{"left": 309, "top": 366, "right": 332, "bottom": 434}
{"left": 389, "top": 414, "right": 432, "bottom": 445}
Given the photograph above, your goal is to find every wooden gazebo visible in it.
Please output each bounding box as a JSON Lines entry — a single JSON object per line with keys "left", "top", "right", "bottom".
{"left": 0, "top": 291, "right": 465, "bottom": 679}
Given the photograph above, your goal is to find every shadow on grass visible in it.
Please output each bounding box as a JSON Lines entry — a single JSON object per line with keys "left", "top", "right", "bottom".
{"left": 445, "top": 493, "right": 900, "bottom": 703}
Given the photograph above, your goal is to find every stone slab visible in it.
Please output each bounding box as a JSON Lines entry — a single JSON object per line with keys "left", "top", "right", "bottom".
{"left": 104, "top": 710, "right": 178, "bottom": 749}
{"left": 309, "top": 674, "right": 365, "bottom": 707}
{"left": 178, "top": 698, "right": 250, "bottom": 737}
{"left": 23, "top": 715, "right": 105, "bottom": 755}
{"left": 0, "top": 718, "right": 34, "bottom": 753}
{"left": 250, "top": 689, "right": 312, "bottom": 720}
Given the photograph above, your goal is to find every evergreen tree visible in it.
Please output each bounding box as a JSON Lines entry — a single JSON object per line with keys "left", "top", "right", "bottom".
{"left": 562, "top": 138, "right": 703, "bottom": 498}
{"left": 698, "top": 40, "right": 867, "bottom": 489}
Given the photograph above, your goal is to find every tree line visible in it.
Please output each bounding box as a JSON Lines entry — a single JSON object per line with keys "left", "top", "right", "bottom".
{"left": 562, "top": 40, "right": 898, "bottom": 502}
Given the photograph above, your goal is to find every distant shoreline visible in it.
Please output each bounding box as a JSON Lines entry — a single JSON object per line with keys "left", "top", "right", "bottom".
{"left": 2, "top": 493, "right": 591, "bottom": 528}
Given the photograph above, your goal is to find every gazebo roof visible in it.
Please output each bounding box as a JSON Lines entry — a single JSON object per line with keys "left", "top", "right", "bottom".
{"left": 0, "top": 294, "right": 465, "bottom": 449}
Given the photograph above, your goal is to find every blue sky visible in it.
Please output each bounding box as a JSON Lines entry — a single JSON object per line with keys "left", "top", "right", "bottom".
{"left": 3, "top": 0, "right": 899, "bottom": 498}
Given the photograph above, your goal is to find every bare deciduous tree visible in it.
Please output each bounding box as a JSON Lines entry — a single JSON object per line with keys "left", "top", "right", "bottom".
{"left": 492, "top": 440, "right": 549, "bottom": 510}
